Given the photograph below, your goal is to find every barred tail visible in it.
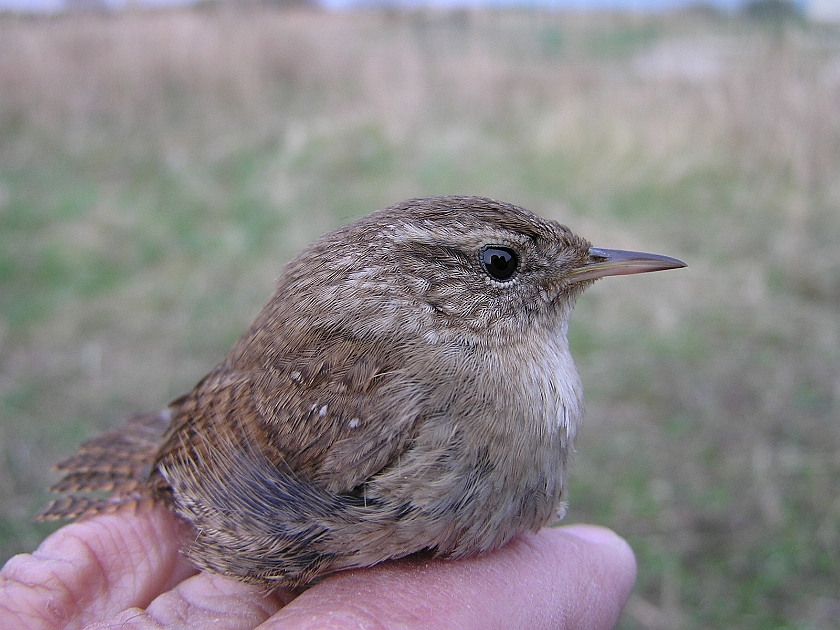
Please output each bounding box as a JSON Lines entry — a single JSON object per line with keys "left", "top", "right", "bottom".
{"left": 37, "top": 411, "right": 171, "bottom": 521}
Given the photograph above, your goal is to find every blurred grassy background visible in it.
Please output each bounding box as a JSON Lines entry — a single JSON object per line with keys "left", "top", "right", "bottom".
{"left": 1, "top": 6, "right": 838, "bottom": 628}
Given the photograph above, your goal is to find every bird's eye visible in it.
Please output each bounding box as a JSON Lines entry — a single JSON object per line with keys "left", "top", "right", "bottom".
{"left": 480, "top": 246, "right": 519, "bottom": 282}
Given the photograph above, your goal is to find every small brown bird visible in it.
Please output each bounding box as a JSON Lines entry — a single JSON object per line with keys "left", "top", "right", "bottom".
{"left": 39, "top": 196, "right": 685, "bottom": 588}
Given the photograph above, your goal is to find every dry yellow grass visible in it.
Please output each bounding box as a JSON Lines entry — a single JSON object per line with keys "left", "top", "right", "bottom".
{"left": 1, "top": 7, "right": 838, "bottom": 628}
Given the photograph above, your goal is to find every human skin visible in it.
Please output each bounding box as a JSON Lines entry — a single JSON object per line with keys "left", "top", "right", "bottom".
{"left": 0, "top": 506, "right": 636, "bottom": 630}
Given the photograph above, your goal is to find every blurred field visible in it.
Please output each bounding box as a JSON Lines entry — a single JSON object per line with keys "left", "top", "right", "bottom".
{"left": 1, "top": 6, "right": 838, "bottom": 628}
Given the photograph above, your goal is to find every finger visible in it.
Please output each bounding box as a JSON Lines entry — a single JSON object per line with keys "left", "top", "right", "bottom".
{"left": 0, "top": 506, "right": 196, "bottom": 630}
{"left": 263, "top": 525, "right": 637, "bottom": 630}
{"left": 83, "top": 573, "right": 288, "bottom": 630}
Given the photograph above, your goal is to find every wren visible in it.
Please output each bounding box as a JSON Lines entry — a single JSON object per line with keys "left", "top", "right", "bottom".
{"left": 39, "top": 196, "right": 685, "bottom": 588}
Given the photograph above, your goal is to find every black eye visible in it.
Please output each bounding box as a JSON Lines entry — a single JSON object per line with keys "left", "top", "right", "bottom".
{"left": 480, "top": 246, "right": 519, "bottom": 281}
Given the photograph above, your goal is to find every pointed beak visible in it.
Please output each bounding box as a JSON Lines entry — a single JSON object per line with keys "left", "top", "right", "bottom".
{"left": 569, "top": 247, "right": 686, "bottom": 283}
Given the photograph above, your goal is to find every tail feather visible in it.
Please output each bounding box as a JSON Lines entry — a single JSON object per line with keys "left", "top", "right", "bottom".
{"left": 37, "top": 411, "right": 171, "bottom": 522}
{"left": 37, "top": 493, "right": 160, "bottom": 521}
{"left": 49, "top": 472, "right": 148, "bottom": 494}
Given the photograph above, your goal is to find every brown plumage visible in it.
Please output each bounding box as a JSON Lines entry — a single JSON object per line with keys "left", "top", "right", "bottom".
{"left": 38, "top": 412, "right": 170, "bottom": 519}
{"left": 39, "top": 196, "right": 685, "bottom": 588}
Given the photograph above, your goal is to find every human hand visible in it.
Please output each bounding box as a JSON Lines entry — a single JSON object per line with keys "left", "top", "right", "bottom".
{"left": 0, "top": 505, "right": 636, "bottom": 629}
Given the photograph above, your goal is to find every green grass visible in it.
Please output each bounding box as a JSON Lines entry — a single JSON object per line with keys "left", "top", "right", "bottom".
{"left": 1, "top": 7, "right": 839, "bottom": 628}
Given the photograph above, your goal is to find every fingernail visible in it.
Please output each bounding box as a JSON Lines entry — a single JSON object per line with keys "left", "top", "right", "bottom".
{"left": 560, "top": 524, "right": 628, "bottom": 550}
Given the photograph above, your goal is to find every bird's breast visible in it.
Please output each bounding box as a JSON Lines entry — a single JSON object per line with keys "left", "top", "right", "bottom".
{"left": 365, "top": 324, "right": 584, "bottom": 554}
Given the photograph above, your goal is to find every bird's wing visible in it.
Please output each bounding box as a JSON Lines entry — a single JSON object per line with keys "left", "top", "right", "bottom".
{"left": 154, "top": 337, "right": 424, "bottom": 498}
